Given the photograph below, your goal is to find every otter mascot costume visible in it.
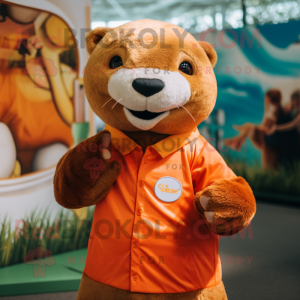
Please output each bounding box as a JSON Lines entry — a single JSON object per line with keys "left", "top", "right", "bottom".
{"left": 54, "top": 20, "right": 256, "bottom": 300}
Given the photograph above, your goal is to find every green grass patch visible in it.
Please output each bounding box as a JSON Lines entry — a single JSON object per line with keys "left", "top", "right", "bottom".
{"left": 224, "top": 155, "right": 300, "bottom": 198}
{"left": 0, "top": 208, "right": 94, "bottom": 268}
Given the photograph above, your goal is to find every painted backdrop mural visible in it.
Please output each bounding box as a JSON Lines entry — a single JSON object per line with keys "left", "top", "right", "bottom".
{"left": 197, "top": 20, "right": 300, "bottom": 200}
{"left": 0, "top": 2, "right": 77, "bottom": 177}
{"left": 0, "top": 1, "right": 91, "bottom": 275}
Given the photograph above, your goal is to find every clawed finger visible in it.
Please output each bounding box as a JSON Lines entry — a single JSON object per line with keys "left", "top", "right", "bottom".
{"left": 204, "top": 211, "right": 214, "bottom": 223}
{"left": 100, "top": 132, "right": 111, "bottom": 161}
{"left": 200, "top": 195, "right": 210, "bottom": 210}
{"left": 102, "top": 149, "right": 111, "bottom": 160}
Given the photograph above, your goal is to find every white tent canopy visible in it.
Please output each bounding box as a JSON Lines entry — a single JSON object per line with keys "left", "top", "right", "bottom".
{"left": 91, "top": 0, "right": 300, "bottom": 32}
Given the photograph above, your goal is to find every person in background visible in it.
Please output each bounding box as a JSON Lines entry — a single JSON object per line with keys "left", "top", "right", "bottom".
{"left": 226, "top": 89, "right": 283, "bottom": 170}
{"left": 266, "top": 90, "right": 300, "bottom": 167}
{"left": 282, "top": 90, "right": 300, "bottom": 134}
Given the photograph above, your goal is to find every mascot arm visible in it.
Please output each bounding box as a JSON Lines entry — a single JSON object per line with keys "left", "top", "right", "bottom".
{"left": 194, "top": 177, "right": 256, "bottom": 236}
{"left": 54, "top": 130, "right": 121, "bottom": 209}
{"left": 192, "top": 143, "right": 256, "bottom": 236}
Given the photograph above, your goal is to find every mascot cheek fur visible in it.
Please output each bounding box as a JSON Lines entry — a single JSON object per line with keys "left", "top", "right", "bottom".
{"left": 54, "top": 19, "right": 256, "bottom": 300}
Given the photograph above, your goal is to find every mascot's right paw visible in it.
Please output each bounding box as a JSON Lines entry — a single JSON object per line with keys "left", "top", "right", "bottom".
{"left": 54, "top": 130, "right": 121, "bottom": 209}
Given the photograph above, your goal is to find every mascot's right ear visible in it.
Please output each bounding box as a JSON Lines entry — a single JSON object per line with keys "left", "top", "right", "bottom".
{"left": 86, "top": 27, "right": 112, "bottom": 55}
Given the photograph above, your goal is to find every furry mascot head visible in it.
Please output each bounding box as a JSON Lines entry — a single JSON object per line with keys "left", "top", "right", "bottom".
{"left": 84, "top": 19, "right": 217, "bottom": 135}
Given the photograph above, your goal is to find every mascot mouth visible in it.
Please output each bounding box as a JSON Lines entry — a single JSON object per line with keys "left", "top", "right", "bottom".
{"left": 124, "top": 107, "right": 170, "bottom": 130}
{"left": 127, "top": 109, "right": 165, "bottom": 120}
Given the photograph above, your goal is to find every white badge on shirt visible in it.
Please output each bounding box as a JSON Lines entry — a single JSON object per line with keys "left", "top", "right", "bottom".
{"left": 154, "top": 176, "right": 182, "bottom": 203}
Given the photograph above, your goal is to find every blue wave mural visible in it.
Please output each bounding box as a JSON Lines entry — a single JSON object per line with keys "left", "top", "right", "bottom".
{"left": 199, "top": 20, "right": 300, "bottom": 167}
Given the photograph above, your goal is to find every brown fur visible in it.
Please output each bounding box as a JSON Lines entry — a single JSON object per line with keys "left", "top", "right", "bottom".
{"left": 77, "top": 273, "right": 228, "bottom": 300}
{"left": 194, "top": 177, "right": 256, "bottom": 235}
{"left": 54, "top": 131, "right": 121, "bottom": 209}
{"left": 123, "top": 131, "right": 170, "bottom": 153}
{"left": 53, "top": 19, "right": 256, "bottom": 300}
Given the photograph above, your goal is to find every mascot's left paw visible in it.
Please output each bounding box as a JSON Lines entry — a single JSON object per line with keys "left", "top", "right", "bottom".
{"left": 194, "top": 177, "right": 256, "bottom": 235}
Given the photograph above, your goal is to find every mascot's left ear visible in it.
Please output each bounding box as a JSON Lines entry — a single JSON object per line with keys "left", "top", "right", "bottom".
{"left": 198, "top": 41, "right": 217, "bottom": 67}
{"left": 86, "top": 27, "right": 112, "bottom": 55}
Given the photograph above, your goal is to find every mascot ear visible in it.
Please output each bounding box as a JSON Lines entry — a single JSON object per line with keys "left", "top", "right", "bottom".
{"left": 198, "top": 41, "right": 217, "bottom": 67}
{"left": 86, "top": 27, "right": 112, "bottom": 55}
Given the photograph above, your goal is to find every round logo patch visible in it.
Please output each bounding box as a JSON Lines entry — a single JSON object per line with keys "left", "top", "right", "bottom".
{"left": 154, "top": 176, "right": 182, "bottom": 203}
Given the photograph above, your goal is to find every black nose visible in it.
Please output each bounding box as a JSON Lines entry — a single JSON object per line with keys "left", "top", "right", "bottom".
{"left": 132, "top": 78, "right": 165, "bottom": 97}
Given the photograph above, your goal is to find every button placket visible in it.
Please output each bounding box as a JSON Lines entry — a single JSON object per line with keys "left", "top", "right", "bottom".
{"left": 131, "top": 153, "right": 144, "bottom": 285}
{"left": 144, "top": 148, "right": 153, "bottom": 164}
{"left": 138, "top": 180, "right": 144, "bottom": 188}
{"left": 139, "top": 148, "right": 153, "bottom": 166}
{"left": 132, "top": 273, "right": 139, "bottom": 281}
{"left": 136, "top": 208, "right": 143, "bottom": 216}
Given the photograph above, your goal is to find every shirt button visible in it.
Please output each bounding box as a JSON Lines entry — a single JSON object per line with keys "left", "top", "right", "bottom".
{"left": 136, "top": 209, "right": 143, "bottom": 216}
{"left": 133, "top": 273, "right": 139, "bottom": 281}
{"left": 133, "top": 242, "right": 139, "bottom": 248}
{"left": 138, "top": 180, "right": 144, "bottom": 188}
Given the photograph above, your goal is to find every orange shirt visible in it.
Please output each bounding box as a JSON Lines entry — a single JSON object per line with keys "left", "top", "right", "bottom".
{"left": 84, "top": 124, "right": 236, "bottom": 293}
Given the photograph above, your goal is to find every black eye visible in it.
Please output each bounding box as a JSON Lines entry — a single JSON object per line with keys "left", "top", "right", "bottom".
{"left": 179, "top": 61, "right": 193, "bottom": 75}
{"left": 110, "top": 56, "right": 123, "bottom": 69}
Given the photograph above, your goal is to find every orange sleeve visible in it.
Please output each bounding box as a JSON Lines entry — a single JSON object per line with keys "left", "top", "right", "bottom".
{"left": 191, "top": 138, "right": 236, "bottom": 193}
{"left": 191, "top": 138, "right": 256, "bottom": 236}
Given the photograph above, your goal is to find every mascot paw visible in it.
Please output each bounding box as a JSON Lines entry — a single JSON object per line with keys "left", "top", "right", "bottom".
{"left": 81, "top": 131, "right": 121, "bottom": 182}
{"left": 194, "top": 177, "right": 256, "bottom": 235}
{"left": 54, "top": 130, "right": 122, "bottom": 208}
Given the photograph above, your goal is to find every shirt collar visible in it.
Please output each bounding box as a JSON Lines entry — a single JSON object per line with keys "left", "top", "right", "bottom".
{"left": 105, "top": 124, "right": 200, "bottom": 158}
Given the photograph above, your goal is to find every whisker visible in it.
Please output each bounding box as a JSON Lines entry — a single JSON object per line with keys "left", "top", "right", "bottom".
{"left": 112, "top": 97, "right": 124, "bottom": 109}
{"left": 102, "top": 98, "right": 113, "bottom": 108}
{"left": 102, "top": 94, "right": 120, "bottom": 108}
{"left": 176, "top": 103, "right": 195, "bottom": 121}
